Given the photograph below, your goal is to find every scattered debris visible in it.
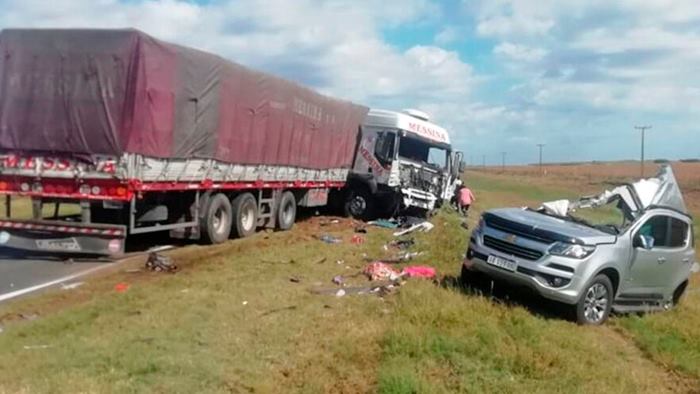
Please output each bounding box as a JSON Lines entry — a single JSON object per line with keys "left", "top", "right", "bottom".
{"left": 23, "top": 345, "right": 53, "bottom": 350}
{"left": 19, "top": 313, "right": 39, "bottom": 321}
{"left": 262, "top": 259, "right": 295, "bottom": 265}
{"left": 393, "top": 222, "right": 434, "bottom": 237}
{"left": 60, "top": 282, "right": 84, "bottom": 290}
{"left": 320, "top": 219, "right": 341, "bottom": 226}
{"left": 114, "top": 283, "right": 130, "bottom": 293}
{"left": 368, "top": 219, "right": 399, "bottom": 229}
{"left": 402, "top": 265, "right": 437, "bottom": 279}
{"left": 312, "top": 282, "right": 400, "bottom": 297}
{"left": 363, "top": 262, "right": 402, "bottom": 281}
{"left": 242, "top": 301, "right": 248, "bottom": 306}
{"left": 460, "top": 221, "right": 469, "bottom": 230}
{"left": 312, "top": 257, "right": 327, "bottom": 265}
{"left": 365, "top": 251, "right": 424, "bottom": 264}
{"left": 350, "top": 234, "right": 365, "bottom": 245}
{"left": 354, "top": 225, "right": 368, "bottom": 233}
{"left": 332, "top": 275, "right": 344, "bottom": 285}
{"left": 386, "top": 238, "right": 415, "bottom": 250}
{"left": 335, "top": 289, "right": 346, "bottom": 297}
{"left": 146, "top": 252, "right": 178, "bottom": 273}
{"left": 260, "top": 306, "right": 297, "bottom": 317}
{"left": 336, "top": 259, "right": 345, "bottom": 265}
{"left": 289, "top": 276, "right": 302, "bottom": 283}
{"left": 317, "top": 234, "right": 342, "bottom": 244}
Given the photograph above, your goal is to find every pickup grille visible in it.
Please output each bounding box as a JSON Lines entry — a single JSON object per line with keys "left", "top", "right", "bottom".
{"left": 483, "top": 235, "right": 544, "bottom": 261}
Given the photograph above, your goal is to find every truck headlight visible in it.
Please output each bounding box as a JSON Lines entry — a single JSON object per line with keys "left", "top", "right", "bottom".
{"left": 548, "top": 242, "right": 595, "bottom": 259}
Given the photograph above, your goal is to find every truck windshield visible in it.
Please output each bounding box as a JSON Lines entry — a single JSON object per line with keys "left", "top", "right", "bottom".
{"left": 398, "top": 136, "right": 447, "bottom": 169}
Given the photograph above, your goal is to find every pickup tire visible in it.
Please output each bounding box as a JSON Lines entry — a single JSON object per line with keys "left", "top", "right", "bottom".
{"left": 231, "top": 193, "right": 258, "bottom": 238}
{"left": 276, "top": 191, "right": 296, "bottom": 231}
{"left": 575, "top": 274, "right": 613, "bottom": 325}
{"left": 344, "top": 187, "right": 374, "bottom": 220}
{"left": 201, "top": 193, "right": 233, "bottom": 244}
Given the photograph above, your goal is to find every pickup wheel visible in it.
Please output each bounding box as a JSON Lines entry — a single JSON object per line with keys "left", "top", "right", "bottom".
{"left": 276, "top": 191, "right": 296, "bottom": 231}
{"left": 344, "top": 188, "right": 374, "bottom": 220}
{"left": 575, "top": 275, "right": 613, "bottom": 325}
{"left": 201, "top": 193, "right": 232, "bottom": 244}
{"left": 231, "top": 193, "right": 258, "bottom": 238}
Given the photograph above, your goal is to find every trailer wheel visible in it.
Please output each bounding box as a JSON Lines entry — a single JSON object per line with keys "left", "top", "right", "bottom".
{"left": 277, "top": 191, "right": 296, "bottom": 231}
{"left": 231, "top": 193, "right": 258, "bottom": 238}
{"left": 201, "top": 193, "right": 232, "bottom": 244}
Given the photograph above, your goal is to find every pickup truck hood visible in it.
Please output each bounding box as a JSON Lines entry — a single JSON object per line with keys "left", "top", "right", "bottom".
{"left": 484, "top": 208, "right": 617, "bottom": 245}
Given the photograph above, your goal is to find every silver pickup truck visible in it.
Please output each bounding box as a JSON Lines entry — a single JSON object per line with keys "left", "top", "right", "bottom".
{"left": 463, "top": 165, "right": 696, "bottom": 325}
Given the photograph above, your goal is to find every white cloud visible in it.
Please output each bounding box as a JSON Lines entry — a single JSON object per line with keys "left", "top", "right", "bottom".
{"left": 434, "top": 26, "right": 460, "bottom": 45}
{"left": 493, "top": 42, "right": 547, "bottom": 62}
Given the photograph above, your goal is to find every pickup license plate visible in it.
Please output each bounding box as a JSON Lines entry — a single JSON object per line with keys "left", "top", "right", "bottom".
{"left": 487, "top": 255, "right": 517, "bottom": 272}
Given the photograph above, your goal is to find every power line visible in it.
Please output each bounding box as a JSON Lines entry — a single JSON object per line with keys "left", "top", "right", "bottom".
{"left": 634, "top": 125, "right": 652, "bottom": 177}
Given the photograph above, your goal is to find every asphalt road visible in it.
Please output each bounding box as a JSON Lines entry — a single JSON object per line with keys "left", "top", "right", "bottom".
{"left": 0, "top": 252, "right": 110, "bottom": 303}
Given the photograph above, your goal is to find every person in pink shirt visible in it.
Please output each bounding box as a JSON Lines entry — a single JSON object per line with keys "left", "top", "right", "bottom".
{"left": 457, "top": 184, "right": 475, "bottom": 216}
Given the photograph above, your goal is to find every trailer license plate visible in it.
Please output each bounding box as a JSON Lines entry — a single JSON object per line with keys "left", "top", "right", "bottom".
{"left": 36, "top": 238, "right": 81, "bottom": 252}
{"left": 487, "top": 255, "right": 517, "bottom": 272}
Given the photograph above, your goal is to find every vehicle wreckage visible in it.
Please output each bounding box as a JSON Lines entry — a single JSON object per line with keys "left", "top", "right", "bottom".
{"left": 463, "top": 165, "right": 695, "bottom": 325}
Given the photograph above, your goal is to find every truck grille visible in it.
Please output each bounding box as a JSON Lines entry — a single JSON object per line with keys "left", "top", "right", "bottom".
{"left": 483, "top": 235, "right": 544, "bottom": 261}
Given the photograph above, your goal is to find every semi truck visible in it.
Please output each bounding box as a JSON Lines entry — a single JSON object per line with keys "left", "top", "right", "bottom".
{"left": 0, "top": 29, "right": 461, "bottom": 256}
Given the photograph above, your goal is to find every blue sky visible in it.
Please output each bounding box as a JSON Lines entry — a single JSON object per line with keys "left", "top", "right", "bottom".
{"left": 1, "top": 0, "right": 698, "bottom": 164}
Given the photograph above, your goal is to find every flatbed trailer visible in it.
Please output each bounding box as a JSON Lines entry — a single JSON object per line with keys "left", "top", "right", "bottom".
{"left": 0, "top": 29, "right": 367, "bottom": 255}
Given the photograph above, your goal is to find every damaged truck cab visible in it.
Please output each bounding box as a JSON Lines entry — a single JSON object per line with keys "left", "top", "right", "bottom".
{"left": 345, "top": 109, "right": 463, "bottom": 219}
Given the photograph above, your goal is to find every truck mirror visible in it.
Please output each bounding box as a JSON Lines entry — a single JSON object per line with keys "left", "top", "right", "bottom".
{"left": 459, "top": 160, "right": 466, "bottom": 173}
{"left": 635, "top": 234, "right": 655, "bottom": 250}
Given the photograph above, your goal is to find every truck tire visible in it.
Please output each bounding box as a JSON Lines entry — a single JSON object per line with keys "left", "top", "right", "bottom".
{"left": 344, "top": 187, "right": 374, "bottom": 220}
{"left": 231, "top": 193, "right": 258, "bottom": 238}
{"left": 575, "top": 274, "right": 613, "bottom": 325}
{"left": 201, "top": 193, "right": 232, "bottom": 244}
{"left": 277, "top": 191, "right": 296, "bottom": 231}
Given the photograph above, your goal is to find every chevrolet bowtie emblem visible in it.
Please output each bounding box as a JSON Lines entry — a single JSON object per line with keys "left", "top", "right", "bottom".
{"left": 505, "top": 234, "right": 517, "bottom": 243}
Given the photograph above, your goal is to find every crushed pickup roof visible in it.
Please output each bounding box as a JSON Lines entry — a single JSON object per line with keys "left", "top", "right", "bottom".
{"left": 541, "top": 165, "right": 688, "bottom": 217}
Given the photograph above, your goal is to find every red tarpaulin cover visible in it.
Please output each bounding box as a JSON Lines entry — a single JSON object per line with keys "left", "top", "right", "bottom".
{"left": 0, "top": 29, "right": 368, "bottom": 169}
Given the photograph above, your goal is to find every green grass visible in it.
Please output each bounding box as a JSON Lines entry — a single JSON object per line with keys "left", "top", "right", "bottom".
{"left": 0, "top": 171, "right": 697, "bottom": 393}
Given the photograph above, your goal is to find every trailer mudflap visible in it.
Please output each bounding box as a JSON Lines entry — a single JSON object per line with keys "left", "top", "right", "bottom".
{"left": 0, "top": 219, "right": 126, "bottom": 256}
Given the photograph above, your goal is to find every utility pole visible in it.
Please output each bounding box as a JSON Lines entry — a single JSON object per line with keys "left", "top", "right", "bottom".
{"left": 536, "top": 144, "right": 545, "bottom": 174}
{"left": 501, "top": 152, "right": 506, "bottom": 171}
{"left": 482, "top": 154, "right": 486, "bottom": 169}
{"left": 635, "top": 125, "right": 652, "bottom": 177}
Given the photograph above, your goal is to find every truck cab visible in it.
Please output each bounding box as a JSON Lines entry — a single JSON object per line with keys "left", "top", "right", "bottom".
{"left": 345, "top": 109, "right": 463, "bottom": 219}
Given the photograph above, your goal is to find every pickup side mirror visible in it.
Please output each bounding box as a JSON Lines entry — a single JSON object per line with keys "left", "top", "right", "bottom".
{"left": 634, "top": 234, "right": 655, "bottom": 250}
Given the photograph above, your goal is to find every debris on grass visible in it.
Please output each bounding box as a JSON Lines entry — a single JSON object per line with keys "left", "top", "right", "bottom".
{"left": 363, "top": 262, "right": 402, "bottom": 281}
{"left": 350, "top": 234, "right": 365, "bottom": 245}
{"left": 260, "top": 306, "right": 297, "bottom": 317}
{"left": 114, "top": 283, "right": 130, "bottom": 293}
{"left": 368, "top": 219, "right": 399, "bottom": 229}
{"left": 393, "top": 221, "right": 434, "bottom": 237}
{"left": 332, "top": 275, "right": 344, "bottom": 285}
{"left": 354, "top": 225, "right": 368, "bottom": 233}
{"left": 145, "top": 252, "right": 178, "bottom": 273}
{"left": 60, "top": 282, "right": 84, "bottom": 290}
{"left": 385, "top": 238, "right": 415, "bottom": 250}
{"left": 317, "top": 234, "right": 342, "bottom": 244}
{"left": 335, "top": 289, "right": 346, "bottom": 297}
{"left": 289, "top": 276, "right": 302, "bottom": 283}
{"left": 23, "top": 345, "right": 54, "bottom": 350}
{"left": 402, "top": 265, "right": 437, "bottom": 279}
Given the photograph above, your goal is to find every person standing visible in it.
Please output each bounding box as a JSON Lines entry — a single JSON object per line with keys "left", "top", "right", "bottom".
{"left": 458, "top": 184, "right": 475, "bottom": 216}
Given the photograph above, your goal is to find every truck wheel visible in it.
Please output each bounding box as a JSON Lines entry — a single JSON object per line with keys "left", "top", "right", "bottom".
{"left": 201, "top": 193, "right": 232, "bottom": 244}
{"left": 231, "top": 193, "right": 258, "bottom": 238}
{"left": 277, "top": 191, "right": 296, "bottom": 231}
{"left": 672, "top": 281, "right": 688, "bottom": 306}
{"left": 344, "top": 188, "right": 374, "bottom": 220}
{"left": 575, "top": 275, "right": 613, "bottom": 325}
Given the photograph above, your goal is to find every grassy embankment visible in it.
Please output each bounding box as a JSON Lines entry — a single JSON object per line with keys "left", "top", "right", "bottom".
{"left": 0, "top": 171, "right": 697, "bottom": 393}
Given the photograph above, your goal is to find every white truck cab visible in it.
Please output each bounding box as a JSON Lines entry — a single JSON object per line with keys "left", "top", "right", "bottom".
{"left": 344, "top": 108, "right": 463, "bottom": 218}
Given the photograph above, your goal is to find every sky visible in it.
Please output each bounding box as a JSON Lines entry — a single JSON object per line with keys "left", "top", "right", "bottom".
{"left": 0, "top": 0, "right": 698, "bottom": 164}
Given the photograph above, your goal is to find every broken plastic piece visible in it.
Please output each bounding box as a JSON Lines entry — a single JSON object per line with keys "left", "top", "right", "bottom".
{"left": 402, "top": 266, "right": 437, "bottom": 279}
{"left": 363, "top": 262, "right": 402, "bottom": 281}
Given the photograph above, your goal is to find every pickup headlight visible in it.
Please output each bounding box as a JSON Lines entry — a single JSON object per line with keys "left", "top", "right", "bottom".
{"left": 548, "top": 242, "right": 596, "bottom": 259}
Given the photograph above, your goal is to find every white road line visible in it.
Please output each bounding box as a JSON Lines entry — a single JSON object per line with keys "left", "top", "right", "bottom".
{"left": 0, "top": 264, "right": 113, "bottom": 303}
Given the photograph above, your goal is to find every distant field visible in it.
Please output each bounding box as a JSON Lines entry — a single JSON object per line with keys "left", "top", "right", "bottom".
{"left": 474, "top": 161, "right": 700, "bottom": 212}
